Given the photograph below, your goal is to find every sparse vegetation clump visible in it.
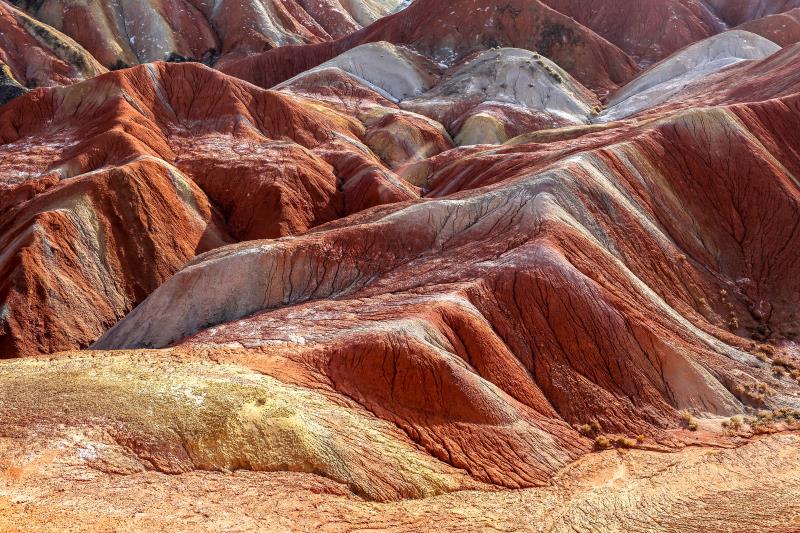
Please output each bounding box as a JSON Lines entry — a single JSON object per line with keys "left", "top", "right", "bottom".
{"left": 680, "top": 410, "right": 699, "bottom": 431}
{"left": 580, "top": 419, "right": 640, "bottom": 451}
{"left": 754, "top": 351, "right": 770, "bottom": 363}
{"left": 592, "top": 433, "right": 643, "bottom": 450}
{"left": 614, "top": 436, "right": 637, "bottom": 449}
{"left": 530, "top": 53, "right": 564, "bottom": 84}
{"left": 583, "top": 422, "right": 644, "bottom": 450}
{"left": 771, "top": 355, "right": 800, "bottom": 382}
{"left": 749, "top": 342, "right": 778, "bottom": 363}
{"left": 745, "top": 409, "right": 800, "bottom": 434}
{"left": 718, "top": 288, "right": 739, "bottom": 331}
{"left": 594, "top": 435, "right": 611, "bottom": 449}
{"left": 745, "top": 342, "right": 800, "bottom": 382}
{"left": 755, "top": 343, "right": 775, "bottom": 357}
{"left": 576, "top": 419, "right": 603, "bottom": 436}
{"left": 721, "top": 415, "right": 744, "bottom": 432}
{"left": 719, "top": 409, "right": 800, "bottom": 435}
{"left": 734, "top": 382, "right": 769, "bottom": 405}
{"left": 697, "top": 296, "right": 714, "bottom": 317}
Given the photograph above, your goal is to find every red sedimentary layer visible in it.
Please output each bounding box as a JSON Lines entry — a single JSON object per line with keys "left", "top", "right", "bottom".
{"left": 1, "top": 2, "right": 799, "bottom": 523}
{"left": 221, "top": 0, "right": 641, "bottom": 96}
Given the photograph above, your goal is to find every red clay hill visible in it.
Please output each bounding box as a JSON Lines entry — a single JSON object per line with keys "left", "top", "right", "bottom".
{"left": 1, "top": 1, "right": 800, "bottom": 531}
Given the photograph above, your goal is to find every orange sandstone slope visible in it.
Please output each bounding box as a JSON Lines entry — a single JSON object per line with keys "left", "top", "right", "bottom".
{"left": 92, "top": 41, "right": 800, "bottom": 501}
{"left": 0, "top": 61, "right": 447, "bottom": 356}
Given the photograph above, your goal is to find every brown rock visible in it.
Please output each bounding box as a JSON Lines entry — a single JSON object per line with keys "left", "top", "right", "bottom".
{"left": 222, "top": 0, "right": 641, "bottom": 96}
{"left": 541, "top": 0, "right": 727, "bottom": 65}
{"left": 10, "top": 0, "right": 405, "bottom": 69}
{"left": 737, "top": 8, "right": 800, "bottom": 45}
{"left": 0, "top": 2, "right": 106, "bottom": 89}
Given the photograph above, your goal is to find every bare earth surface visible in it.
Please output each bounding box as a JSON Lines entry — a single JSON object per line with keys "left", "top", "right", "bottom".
{"left": 2, "top": 430, "right": 800, "bottom": 532}
{"left": 3, "top": 0, "right": 800, "bottom": 530}
{"left": 1, "top": 351, "right": 800, "bottom": 532}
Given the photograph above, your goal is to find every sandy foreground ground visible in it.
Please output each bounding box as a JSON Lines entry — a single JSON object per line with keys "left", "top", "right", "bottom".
{"left": 2, "top": 428, "right": 800, "bottom": 532}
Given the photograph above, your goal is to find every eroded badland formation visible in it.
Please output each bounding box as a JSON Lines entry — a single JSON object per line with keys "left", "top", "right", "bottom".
{"left": 2, "top": 0, "right": 800, "bottom": 530}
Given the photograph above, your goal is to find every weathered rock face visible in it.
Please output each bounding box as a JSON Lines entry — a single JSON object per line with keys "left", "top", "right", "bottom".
{"left": 706, "top": 0, "right": 800, "bottom": 25}
{"left": 737, "top": 7, "right": 800, "bottom": 45}
{"left": 541, "top": 0, "right": 727, "bottom": 66}
{"left": 598, "top": 39, "right": 800, "bottom": 122}
{"left": 222, "top": 0, "right": 641, "bottom": 96}
{"left": 2, "top": 350, "right": 800, "bottom": 529}
{"left": 402, "top": 48, "right": 599, "bottom": 145}
{"left": 0, "top": 60, "right": 446, "bottom": 356}
{"left": 95, "top": 87, "right": 800, "bottom": 490}
{"left": 600, "top": 30, "right": 781, "bottom": 121}
{"left": 0, "top": 158, "right": 232, "bottom": 356}
{"left": 0, "top": 1, "right": 106, "bottom": 91}
{"left": 281, "top": 43, "right": 599, "bottom": 146}
{"left": 8, "top": 0, "right": 406, "bottom": 69}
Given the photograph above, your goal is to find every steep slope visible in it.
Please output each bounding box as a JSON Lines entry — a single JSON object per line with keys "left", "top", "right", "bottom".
{"left": 599, "top": 39, "right": 800, "bottom": 122}
{"left": 737, "top": 8, "right": 800, "bottom": 45}
{"left": 0, "top": 1, "right": 106, "bottom": 90}
{"left": 8, "top": 0, "right": 406, "bottom": 69}
{"left": 707, "top": 0, "right": 800, "bottom": 25}
{"left": 0, "top": 158, "right": 232, "bottom": 357}
{"left": 1, "top": 7, "right": 800, "bottom": 532}
{"left": 95, "top": 92, "right": 800, "bottom": 491}
{"left": 541, "top": 0, "right": 726, "bottom": 65}
{"left": 600, "top": 30, "right": 780, "bottom": 121}
{"left": 0, "top": 61, "right": 449, "bottom": 356}
{"left": 281, "top": 42, "right": 600, "bottom": 146}
{"left": 222, "top": 0, "right": 641, "bottom": 96}
{"left": 402, "top": 48, "right": 599, "bottom": 145}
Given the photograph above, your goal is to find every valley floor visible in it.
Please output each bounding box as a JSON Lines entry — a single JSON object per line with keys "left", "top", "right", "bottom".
{"left": 3, "top": 434, "right": 800, "bottom": 532}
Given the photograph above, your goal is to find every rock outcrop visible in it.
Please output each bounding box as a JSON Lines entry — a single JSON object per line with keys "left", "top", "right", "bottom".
{"left": 600, "top": 30, "right": 780, "bottom": 121}
{"left": 598, "top": 38, "right": 800, "bottom": 122}
{"left": 403, "top": 48, "right": 599, "bottom": 145}
{"left": 95, "top": 89, "right": 800, "bottom": 489}
{"left": 541, "top": 0, "right": 727, "bottom": 65}
{"left": 0, "top": 61, "right": 433, "bottom": 356}
{"left": 737, "top": 7, "right": 800, "bottom": 45}
{"left": 222, "top": 0, "right": 641, "bottom": 96}
{"left": 0, "top": 1, "right": 106, "bottom": 89}
{"left": 8, "top": 0, "right": 406, "bottom": 69}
